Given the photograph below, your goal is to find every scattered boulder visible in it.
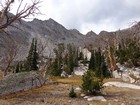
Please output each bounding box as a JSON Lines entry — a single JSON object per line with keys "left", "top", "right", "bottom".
{"left": 75, "top": 87, "right": 81, "bottom": 91}
{"left": 100, "top": 90, "right": 107, "bottom": 95}
{"left": 61, "top": 71, "right": 68, "bottom": 78}
{"left": 80, "top": 93, "right": 86, "bottom": 97}
{"left": 108, "top": 103, "right": 112, "bottom": 105}
{"left": 68, "top": 100, "right": 72, "bottom": 103}
{"left": 84, "top": 96, "right": 90, "bottom": 99}
{"left": 68, "top": 75, "right": 72, "bottom": 78}
{"left": 87, "top": 96, "right": 107, "bottom": 101}
{"left": 114, "top": 99, "right": 119, "bottom": 102}
{"left": 121, "top": 103, "right": 125, "bottom": 105}
{"left": 112, "top": 70, "right": 121, "bottom": 78}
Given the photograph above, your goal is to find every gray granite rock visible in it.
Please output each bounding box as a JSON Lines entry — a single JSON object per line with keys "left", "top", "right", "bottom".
{"left": 0, "top": 71, "right": 46, "bottom": 96}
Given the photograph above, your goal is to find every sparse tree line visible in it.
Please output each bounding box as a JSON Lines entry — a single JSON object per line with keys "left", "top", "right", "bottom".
{"left": 81, "top": 36, "right": 140, "bottom": 95}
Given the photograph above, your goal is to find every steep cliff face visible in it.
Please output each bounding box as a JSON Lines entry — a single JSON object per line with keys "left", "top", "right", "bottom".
{"left": 0, "top": 18, "right": 87, "bottom": 60}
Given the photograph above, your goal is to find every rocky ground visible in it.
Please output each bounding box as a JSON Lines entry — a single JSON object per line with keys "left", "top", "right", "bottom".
{"left": 0, "top": 76, "right": 140, "bottom": 105}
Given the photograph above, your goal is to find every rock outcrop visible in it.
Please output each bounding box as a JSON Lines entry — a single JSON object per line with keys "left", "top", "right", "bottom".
{"left": 0, "top": 71, "right": 46, "bottom": 96}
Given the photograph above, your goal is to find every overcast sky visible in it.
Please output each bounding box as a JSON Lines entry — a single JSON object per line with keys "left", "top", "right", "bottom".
{"left": 11, "top": 0, "right": 140, "bottom": 34}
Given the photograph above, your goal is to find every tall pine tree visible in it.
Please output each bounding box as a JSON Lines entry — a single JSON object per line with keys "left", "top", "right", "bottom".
{"left": 32, "top": 39, "right": 39, "bottom": 71}
{"left": 24, "top": 38, "right": 39, "bottom": 71}
{"left": 15, "top": 63, "right": 20, "bottom": 73}
{"left": 88, "top": 50, "right": 95, "bottom": 70}
{"left": 89, "top": 48, "right": 110, "bottom": 78}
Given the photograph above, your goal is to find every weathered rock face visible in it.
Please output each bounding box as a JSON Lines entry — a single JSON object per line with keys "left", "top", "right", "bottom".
{"left": 0, "top": 71, "right": 46, "bottom": 96}
{"left": 113, "top": 63, "right": 140, "bottom": 83}
{"left": 0, "top": 70, "right": 4, "bottom": 80}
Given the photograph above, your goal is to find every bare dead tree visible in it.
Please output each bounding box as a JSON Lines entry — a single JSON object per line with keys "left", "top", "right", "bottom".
{"left": 100, "top": 33, "right": 118, "bottom": 74}
{"left": 37, "top": 38, "right": 55, "bottom": 77}
{"left": 37, "top": 38, "right": 49, "bottom": 58}
{"left": 1, "top": 37, "right": 20, "bottom": 76}
{"left": 106, "top": 38, "right": 117, "bottom": 72}
{"left": 0, "top": 0, "right": 41, "bottom": 32}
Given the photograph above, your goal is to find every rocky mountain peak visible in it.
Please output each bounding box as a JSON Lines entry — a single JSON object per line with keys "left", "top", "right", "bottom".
{"left": 70, "top": 29, "right": 81, "bottom": 34}
{"left": 99, "top": 31, "right": 109, "bottom": 35}
{"left": 86, "top": 30, "right": 97, "bottom": 37}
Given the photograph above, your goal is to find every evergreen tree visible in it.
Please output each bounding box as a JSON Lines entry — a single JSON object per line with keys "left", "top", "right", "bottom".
{"left": 74, "top": 48, "right": 79, "bottom": 67}
{"left": 50, "top": 43, "right": 64, "bottom": 76}
{"left": 89, "top": 48, "right": 110, "bottom": 78}
{"left": 81, "top": 71, "right": 103, "bottom": 95}
{"left": 32, "top": 39, "right": 39, "bottom": 71}
{"left": 127, "top": 37, "right": 140, "bottom": 67}
{"left": 67, "top": 44, "right": 74, "bottom": 74}
{"left": 15, "top": 63, "right": 20, "bottom": 73}
{"left": 50, "top": 44, "right": 85, "bottom": 76}
{"left": 24, "top": 38, "right": 39, "bottom": 71}
{"left": 78, "top": 51, "right": 84, "bottom": 60}
{"left": 69, "top": 85, "right": 77, "bottom": 98}
{"left": 96, "top": 48, "right": 102, "bottom": 72}
{"left": 89, "top": 50, "right": 95, "bottom": 70}
{"left": 25, "top": 38, "right": 34, "bottom": 71}
{"left": 117, "top": 37, "right": 140, "bottom": 67}
{"left": 20, "top": 63, "right": 23, "bottom": 72}
{"left": 51, "top": 58, "right": 61, "bottom": 76}
{"left": 64, "top": 53, "right": 68, "bottom": 65}
{"left": 117, "top": 43, "right": 127, "bottom": 64}
{"left": 101, "top": 59, "right": 110, "bottom": 78}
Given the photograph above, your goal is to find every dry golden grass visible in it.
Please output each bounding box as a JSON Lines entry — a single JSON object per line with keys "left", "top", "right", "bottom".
{"left": 50, "top": 75, "right": 83, "bottom": 86}
{"left": 103, "top": 78, "right": 123, "bottom": 83}
{"left": 50, "top": 75, "right": 124, "bottom": 87}
{"left": 1, "top": 84, "right": 58, "bottom": 99}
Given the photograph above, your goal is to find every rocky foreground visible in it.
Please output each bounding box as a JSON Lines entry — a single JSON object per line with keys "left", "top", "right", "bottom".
{"left": 0, "top": 64, "right": 140, "bottom": 105}
{"left": 0, "top": 75, "right": 140, "bottom": 105}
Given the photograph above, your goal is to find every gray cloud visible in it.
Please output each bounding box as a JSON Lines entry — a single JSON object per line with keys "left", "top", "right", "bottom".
{"left": 39, "top": 0, "right": 140, "bottom": 34}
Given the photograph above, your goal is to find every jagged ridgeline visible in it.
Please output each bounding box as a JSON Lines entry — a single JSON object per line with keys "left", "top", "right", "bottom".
{"left": 0, "top": 13, "right": 140, "bottom": 62}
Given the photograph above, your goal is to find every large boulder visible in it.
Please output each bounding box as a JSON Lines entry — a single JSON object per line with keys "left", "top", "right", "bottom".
{"left": 0, "top": 71, "right": 46, "bottom": 96}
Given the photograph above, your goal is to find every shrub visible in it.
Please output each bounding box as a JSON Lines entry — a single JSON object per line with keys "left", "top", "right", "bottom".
{"left": 69, "top": 85, "right": 77, "bottom": 98}
{"left": 81, "top": 71, "right": 103, "bottom": 95}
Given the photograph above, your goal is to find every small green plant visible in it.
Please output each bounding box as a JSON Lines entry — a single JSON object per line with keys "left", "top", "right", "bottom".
{"left": 69, "top": 85, "right": 77, "bottom": 98}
